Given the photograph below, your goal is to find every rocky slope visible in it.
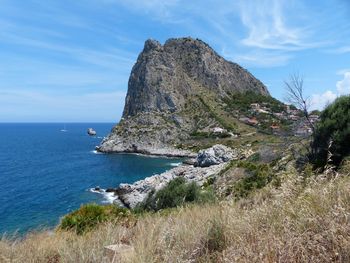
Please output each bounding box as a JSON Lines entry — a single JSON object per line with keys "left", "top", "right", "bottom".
{"left": 97, "top": 37, "right": 269, "bottom": 156}
{"left": 106, "top": 144, "right": 243, "bottom": 208}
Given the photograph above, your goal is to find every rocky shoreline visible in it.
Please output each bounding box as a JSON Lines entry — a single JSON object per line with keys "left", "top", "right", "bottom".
{"left": 96, "top": 139, "right": 196, "bottom": 158}
{"left": 97, "top": 145, "right": 241, "bottom": 208}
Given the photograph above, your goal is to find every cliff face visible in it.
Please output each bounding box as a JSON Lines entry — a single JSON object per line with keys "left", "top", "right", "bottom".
{"left": 97, "top": 37, "right": 269, "bottom": 156}
{"left": 123, "top": 38, "right": 268, "bottom": 118}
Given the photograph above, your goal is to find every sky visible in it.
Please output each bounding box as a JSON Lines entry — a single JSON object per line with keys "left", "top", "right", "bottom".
{"left": 0, "top": 0, "right": 349, "bottom": 122}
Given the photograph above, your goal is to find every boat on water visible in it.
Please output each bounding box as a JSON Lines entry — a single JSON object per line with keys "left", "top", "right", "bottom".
{"left": 60, "top": 124, "right": 67, "bottom": 132}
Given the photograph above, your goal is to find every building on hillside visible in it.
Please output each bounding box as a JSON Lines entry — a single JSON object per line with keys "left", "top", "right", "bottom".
{"left": 211, "top": 127, "right": 227, "bottom": 134}
{"left": 289, "top": 115, "right": 299, "bottom": 121}
{"left": 239, "top": 117, "right": 250, "bottom": 123}
{"left": 309, "top": 115, "right": 320, "bottom": 124}
{"left": 273, "top": 112, "right": 284, "bottom": 118}
{"left": 257, "top": 108, "right": 270, "bottom": 114}
{"left": 270, "top": 123, "right": 281, "bottom": 135}
{"left": 295, "top": 127, "right": 312, "bottom": 136}
{"left": 270, "top": 123, "right": 280, "bottom": 130}
{"left": 247, "top": 117, "right": 259, "bottom": 125}
{"left": 250, "top": 103, "right": 260, "bottom": 110}
{"left": 239, "top": 116, "right": 259, "bottom": 126}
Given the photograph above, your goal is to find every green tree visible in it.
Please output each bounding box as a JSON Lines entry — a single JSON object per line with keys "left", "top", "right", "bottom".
{"left": 311, "top": 95, "right": 350, "bottom": 168}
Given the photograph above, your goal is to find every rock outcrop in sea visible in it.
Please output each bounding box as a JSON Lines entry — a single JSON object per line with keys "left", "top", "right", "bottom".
{"left": 87, "top": 128, "right": 96, "bottom": 136}
{"left": 97, "top": 37, "right": 269, "bottom": 156}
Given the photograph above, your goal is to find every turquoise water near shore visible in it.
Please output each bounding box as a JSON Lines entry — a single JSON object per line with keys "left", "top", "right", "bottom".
{"left": 0, "top": 123, "right": 181, "bottom": 234}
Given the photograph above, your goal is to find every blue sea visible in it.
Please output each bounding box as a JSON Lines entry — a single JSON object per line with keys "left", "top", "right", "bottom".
{"left": 0, "top": 123, "right": 181, "bottom": 235}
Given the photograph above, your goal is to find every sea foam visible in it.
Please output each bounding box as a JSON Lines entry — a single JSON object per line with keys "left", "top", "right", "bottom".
{"left": 169, "top": 162, "right": 182, "bottom": 167}
{"left": 89, "top": 188, "right": 123, "bottom": 205}
{"left": 90, "top": 150, "right": 103, "bottom": 154}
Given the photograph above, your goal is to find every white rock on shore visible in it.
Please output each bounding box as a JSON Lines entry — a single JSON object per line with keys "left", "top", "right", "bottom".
{"left": 196, "top": 144, "right": 238, "bottom": 167}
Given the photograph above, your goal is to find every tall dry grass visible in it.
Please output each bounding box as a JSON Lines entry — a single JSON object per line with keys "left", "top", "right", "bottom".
{"left": 1, "top": 172, "right": 350, "bottom": 262}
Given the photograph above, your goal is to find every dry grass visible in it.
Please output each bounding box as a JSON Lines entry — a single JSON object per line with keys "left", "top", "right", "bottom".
{"left": 1, "top": 171, "right": 350, "bottom": 262}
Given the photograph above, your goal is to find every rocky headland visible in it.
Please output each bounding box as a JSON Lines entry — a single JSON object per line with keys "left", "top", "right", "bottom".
{"left": 96, "top": 37, "right": 269, "bottom": 157}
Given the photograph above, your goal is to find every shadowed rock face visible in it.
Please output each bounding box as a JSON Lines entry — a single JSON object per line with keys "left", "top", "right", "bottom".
{"left": 123, "top": 37, "right": 269, "bottom": 118}
{"left": 98, "top": 37, "right": 270, "bottom": 156}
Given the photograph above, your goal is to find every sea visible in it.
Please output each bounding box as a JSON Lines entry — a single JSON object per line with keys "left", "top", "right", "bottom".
{"left": 0, "top": 123, "right": 182, "bottom": 235}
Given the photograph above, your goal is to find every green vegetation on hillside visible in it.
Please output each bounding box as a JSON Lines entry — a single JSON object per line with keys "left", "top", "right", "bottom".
{"left": 59, "top": 204, "right": 132, "bottom": 234}
{"left": 197, "top": 95, "right": 237, "bottom": 131}
{"left": 223, "top": 91, "right": 286, "bottom": 113}
{"left": 222, "top": 91, "right": 296, "bottom": 134}
{"left": 232, "top": 161, "right": 277, "bottom": 199}
{"left": 135, "top": 177, "right": 215, "bottom": 212}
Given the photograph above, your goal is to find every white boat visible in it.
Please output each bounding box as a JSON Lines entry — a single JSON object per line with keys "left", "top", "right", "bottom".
{"left": 60, "top": 124, "right": 67, "bottom": 132}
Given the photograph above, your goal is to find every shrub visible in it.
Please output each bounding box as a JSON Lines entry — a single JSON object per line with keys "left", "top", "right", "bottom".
{"left": 247, "top": 152, "right": 261, "bottom": 162}
{"left": 135, "top": 177, "right": 215, "bottom": 212}
{"left": 59, "top": 204, "right": 130, "bottom": 234}
{"left": 202, "top": 177, "right": 215, "bottom": 188}
{"left": 311, "top": 95, "right": 350, "bottom": 168}
{"left": 232, "top": 161, "right": 275, "bottom": 199}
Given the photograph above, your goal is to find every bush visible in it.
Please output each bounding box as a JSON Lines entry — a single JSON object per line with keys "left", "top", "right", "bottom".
{"left": 232, "top": 161, "right": 275, "bottom": 199}
{"left": 202, "top": 177, "right": 215, "bottom": 188}
{"left": 311, "top": 95, "right": 350, "bottom": 168}
{"left": 135, "top": 177, "right": 216, "bottom": 212}
{"left": 59, "top": 204, "right": 130, "bottom": 234}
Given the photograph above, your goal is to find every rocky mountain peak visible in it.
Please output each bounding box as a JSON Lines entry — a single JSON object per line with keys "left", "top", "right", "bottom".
{"left": 123, "top": 37, "right": 269, "bottom": 118}
{"left": 164, "top": 37, "right": 212, "bottom": 50}
{"left": 98, "top": 37, "right": 271, "bottom": 156}
{"left": 143, "top": 39, "right": 162, "bottom": 52}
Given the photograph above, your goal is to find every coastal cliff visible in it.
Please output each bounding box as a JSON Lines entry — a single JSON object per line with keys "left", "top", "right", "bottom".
{"left": 97, "top": 37, "right": 269, "bottom": 156}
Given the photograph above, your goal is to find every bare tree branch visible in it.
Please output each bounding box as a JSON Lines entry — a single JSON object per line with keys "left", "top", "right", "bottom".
{"left": 284, "top": 73, "right": 315, "bottom": 134}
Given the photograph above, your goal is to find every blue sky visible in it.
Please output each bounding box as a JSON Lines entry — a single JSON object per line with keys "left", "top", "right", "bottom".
{"left": 0, "top": 0, "right": 349, "bottom": 122}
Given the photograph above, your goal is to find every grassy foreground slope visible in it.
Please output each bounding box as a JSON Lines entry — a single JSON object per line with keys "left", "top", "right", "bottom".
{"left": 1, "top": 166, "right": 350, "bottom": 262}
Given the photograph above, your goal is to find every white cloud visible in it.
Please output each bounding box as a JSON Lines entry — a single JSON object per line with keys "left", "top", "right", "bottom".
{"left": 237, "top": 0, "right": 322, "bottom": 51}
{"left": 239, "top": 0, "right": 300, "bottom": 50}
{"left": 310, "top": 71, "right": 350, "bottom": 110}
{"left": 336, "top": 72, "right": 350, "bottom": 95}
{"left": 310, "top": 90, "right": 337, "bottom": 111}
{"left": 196, "top": 0, "right": 325, "bottom": 67}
